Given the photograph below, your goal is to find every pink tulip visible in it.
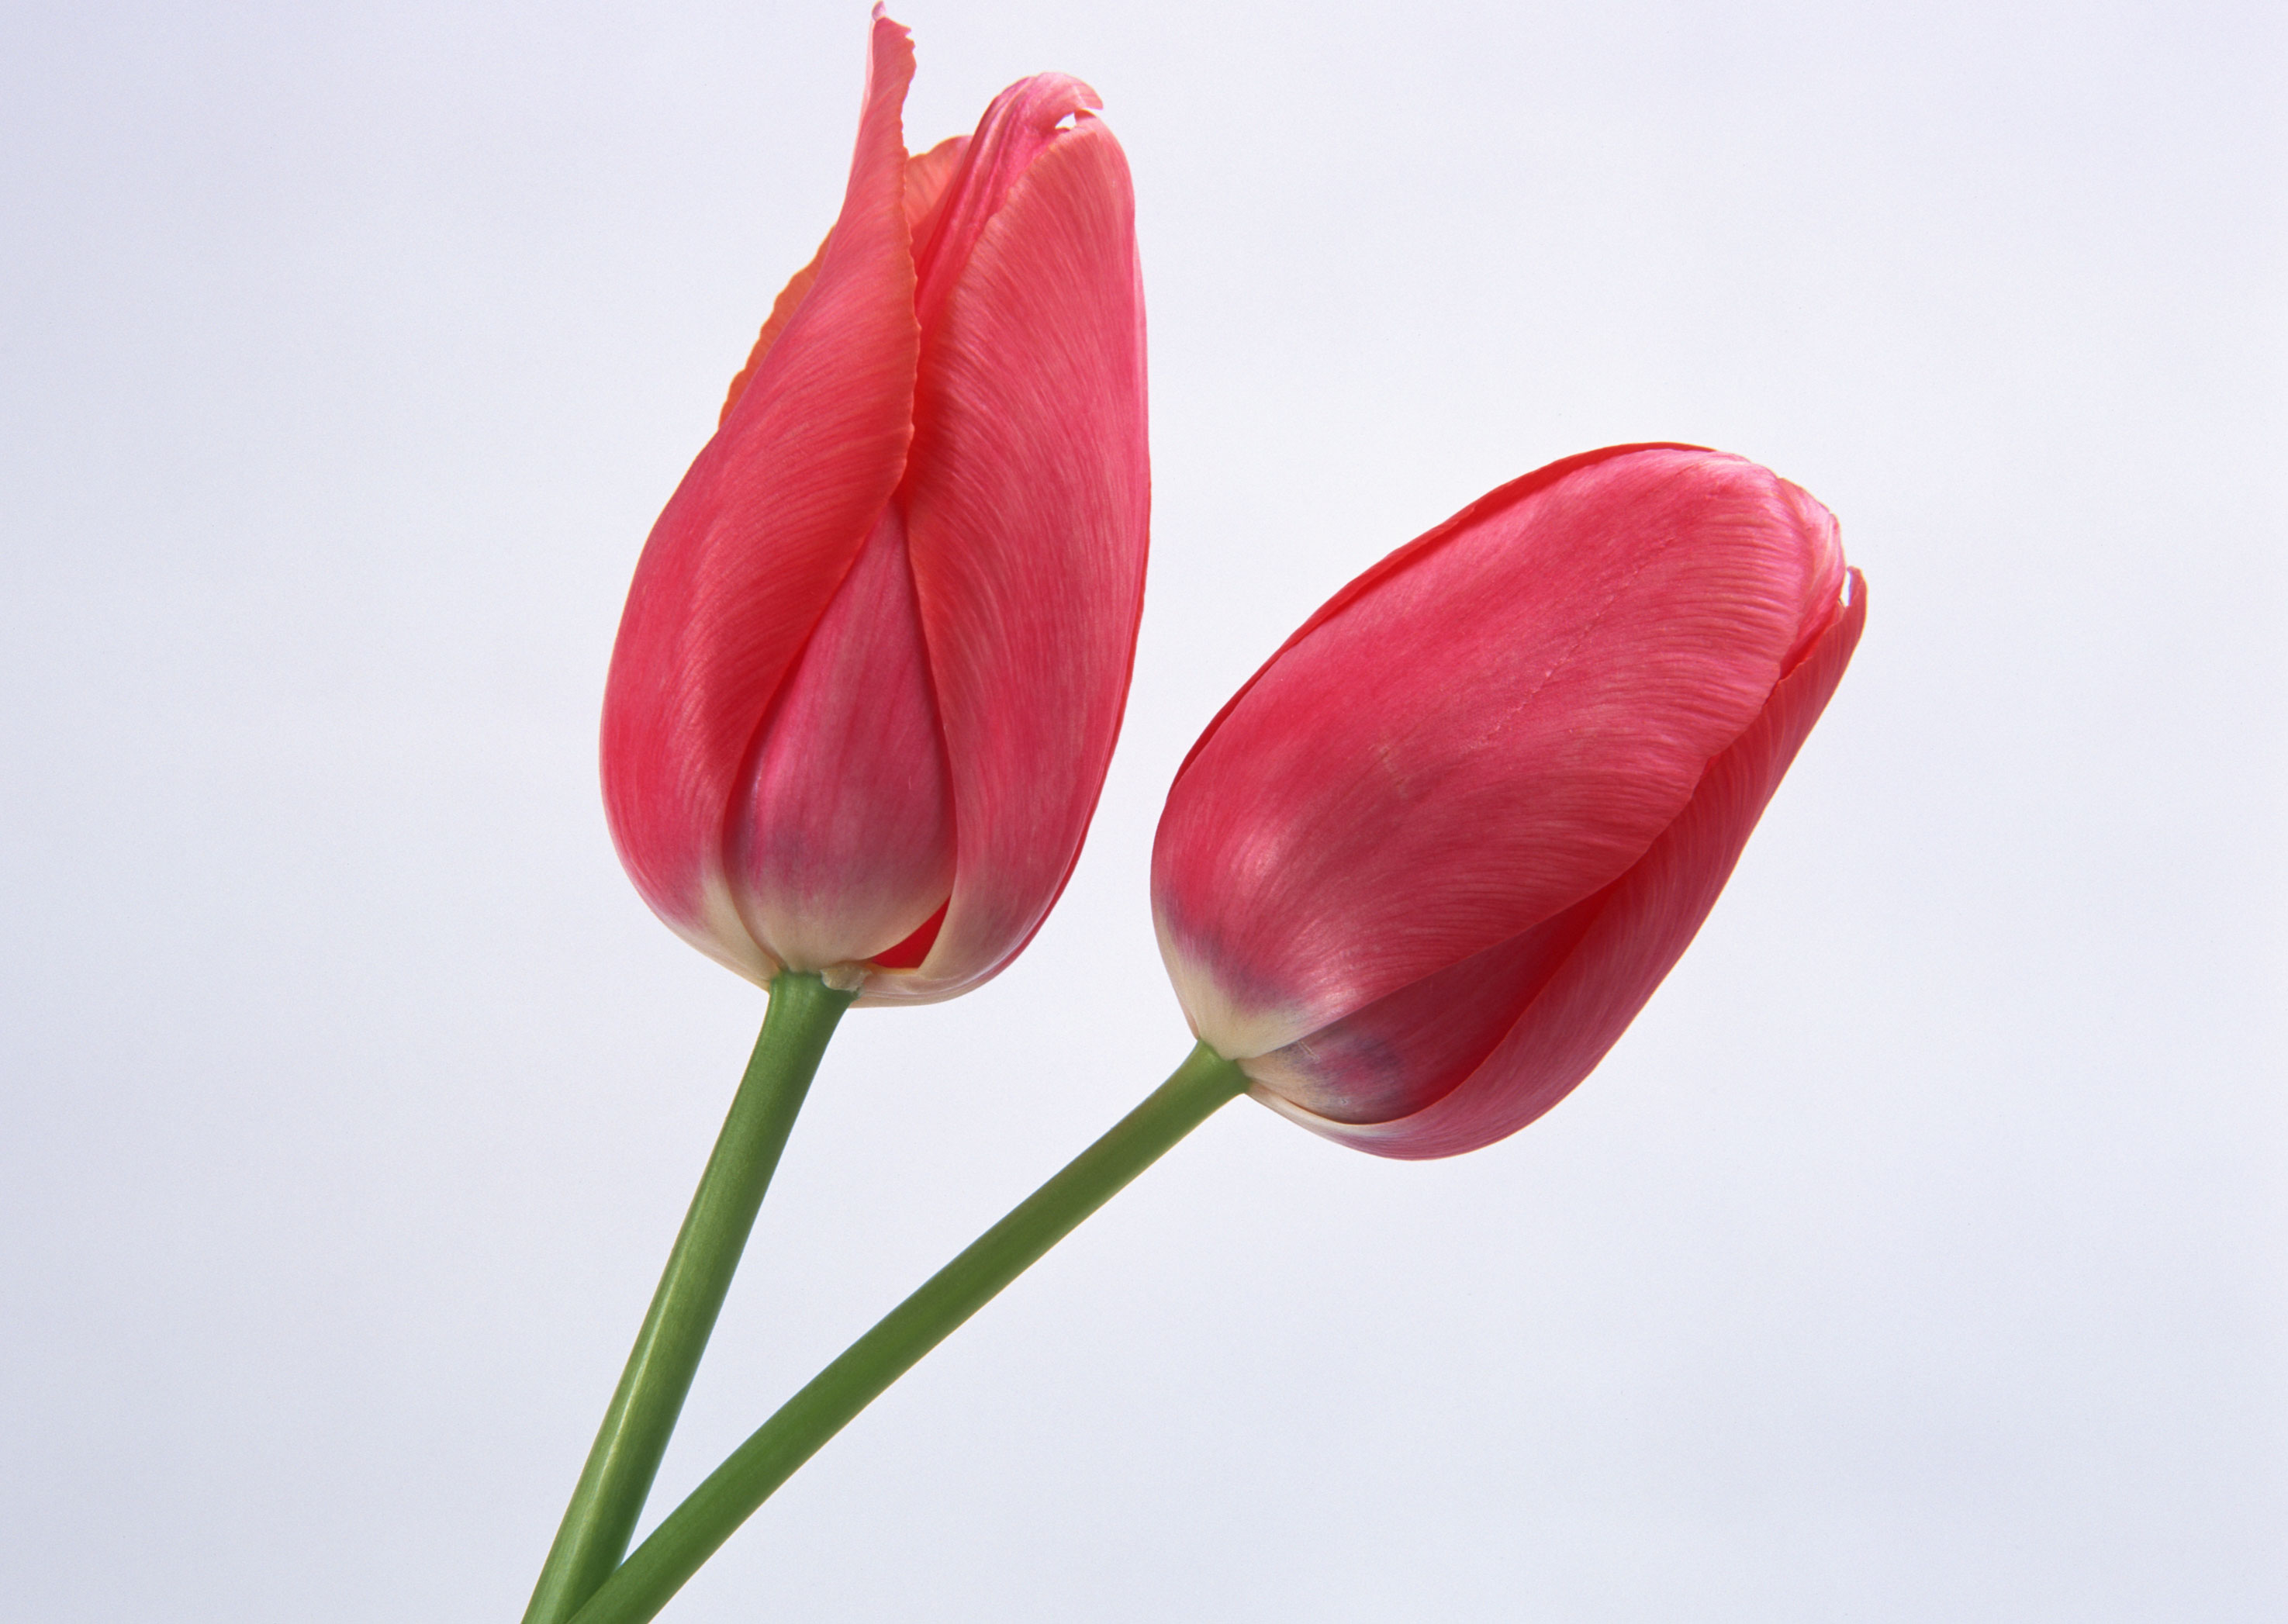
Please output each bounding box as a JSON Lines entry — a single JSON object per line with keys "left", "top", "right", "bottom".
{"left": 1153, "top": 445, "right": 1865, "bottom": 1159}
{"left": 601, "top": 9, "right": 1147, "bottom": 1003}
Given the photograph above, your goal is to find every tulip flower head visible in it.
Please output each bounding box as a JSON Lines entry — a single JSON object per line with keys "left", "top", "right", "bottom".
{"left": 1153, "top": 446, "right": 1865, "bottom": 1159}
{"left": 602, "top": 9, "right": 1148, "bottom": 1004}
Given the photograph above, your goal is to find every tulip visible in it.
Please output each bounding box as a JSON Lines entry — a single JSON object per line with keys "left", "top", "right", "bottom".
{"left": 600, "top": 7, "right": 1148, "bottom": 1003}
{"left": 1152, "top": 444, "right": 1865, "bottom": 1159}
{"left": 528, "top": 22, "right": 1143, "bottom": 1624}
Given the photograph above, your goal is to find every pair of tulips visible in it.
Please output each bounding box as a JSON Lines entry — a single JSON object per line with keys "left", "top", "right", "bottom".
{"left": 534, "top": 12, "right": 1865, "bottom": 1624}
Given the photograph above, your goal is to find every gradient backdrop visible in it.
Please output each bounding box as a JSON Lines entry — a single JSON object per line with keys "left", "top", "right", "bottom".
{"left": 3, "top": 2, "right": 2282, "bottom": 1619}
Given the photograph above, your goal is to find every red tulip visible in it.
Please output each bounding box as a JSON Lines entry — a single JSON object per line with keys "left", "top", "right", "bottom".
{"left": 1152, "top": 445, "right": 1865, "bottom": 1158}
{"left": 602, "top": 9, "right": 1147, "bottom": 1002}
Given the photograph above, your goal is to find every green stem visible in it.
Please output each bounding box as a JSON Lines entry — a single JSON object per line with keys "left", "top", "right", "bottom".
{"left": 521, "top": 972, "right": 855, "bottom": 1624}
{"left": 563, "top": 1042, "right": 1249, "bottom": 1624}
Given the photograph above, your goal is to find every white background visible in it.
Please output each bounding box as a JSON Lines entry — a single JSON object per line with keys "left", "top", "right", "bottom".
{"left": 3, "top": 2, "right": 2281, "bottom": 1619}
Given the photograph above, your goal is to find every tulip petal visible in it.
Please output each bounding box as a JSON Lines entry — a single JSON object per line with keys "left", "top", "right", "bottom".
{"left": 600, "top": 12, "right": 921, "bottom": 976}
{"left": 880, "top": 117, "right": 1148, "bottom": 1002}
{"left": 1156, "top": 447, "right": 1839, "bottom": 1059}
{"left": 912, "top": 74, "right": 1104, "bottom": 332}
{"left": 717, "top": 136, "right": 970, "bottom": 431}
{"left": 718, "top": 239, "right": 828, "bottom": 430}
{"left": 1271, "top": 572, "right": 1868, "bottom": 1158}
{"left": 728, "top": 506, "right": 956, "bottom": 972}
{"left": 904, "top": 136, "right": 970, "bottom": 246}
{"left": 1243, "top": 891, "right": 1603, "bottom": 1124}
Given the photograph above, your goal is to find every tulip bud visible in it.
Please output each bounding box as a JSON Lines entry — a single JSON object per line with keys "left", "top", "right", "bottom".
{"left": 603, "top": 9, "right": 1148, "bottom": 1004}
{"left": 1152, "top": 445, "right": 1865, "bottom": 1158}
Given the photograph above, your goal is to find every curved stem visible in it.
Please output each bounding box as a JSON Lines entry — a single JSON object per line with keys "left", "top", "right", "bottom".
{"left": 564, "top": 1042, "right": 1249, "bottom": 1624}
{"left": 521, "top": 972, "right": 854, "bottom": 1624}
